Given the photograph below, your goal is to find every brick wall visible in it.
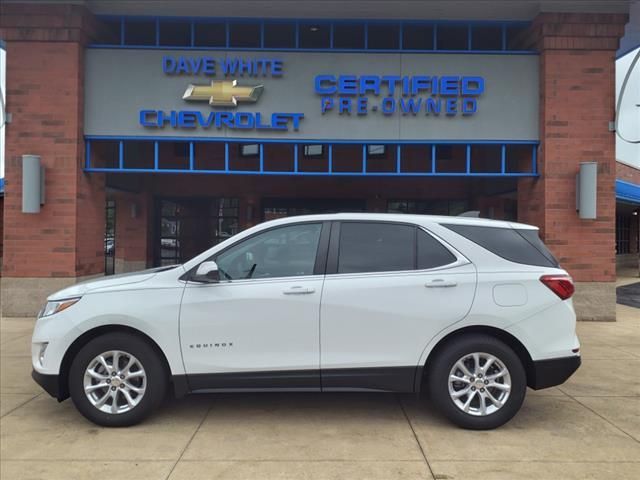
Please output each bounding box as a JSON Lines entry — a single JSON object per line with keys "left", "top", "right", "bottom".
{"left": 0, "top": 3, "right": 104, "bottom": 279}
{"left": 617, "top": 161, "right": 640, "bottom": 184}
{"left": 518, "top": 13, "right": 627, "bottom": 283}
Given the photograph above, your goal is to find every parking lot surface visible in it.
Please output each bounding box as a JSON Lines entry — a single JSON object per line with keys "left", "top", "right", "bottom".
{"left": 1, "top": 304, "right": 638, "bottom": 480}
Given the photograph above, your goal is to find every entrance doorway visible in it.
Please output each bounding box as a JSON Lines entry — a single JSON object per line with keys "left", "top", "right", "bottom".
{"left": 155, "top": 197, "right": 240, "bottom": 266}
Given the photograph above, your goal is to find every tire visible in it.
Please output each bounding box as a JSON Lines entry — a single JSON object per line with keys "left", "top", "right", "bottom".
{"left": 69, "top": 332, "right": 167, "bottom": 427}
{"left": 428, "top": 334, "right": 526, "bottom": 430}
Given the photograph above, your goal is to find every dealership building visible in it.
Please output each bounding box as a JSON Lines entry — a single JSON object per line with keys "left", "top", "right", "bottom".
{"left": 0, "top": 0, "right": 638, "bottom": 319}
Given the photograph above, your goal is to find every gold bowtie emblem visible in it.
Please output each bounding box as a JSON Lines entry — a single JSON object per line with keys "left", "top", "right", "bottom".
{"left": 182, "top": 80, "right": 264, "bottom": 107}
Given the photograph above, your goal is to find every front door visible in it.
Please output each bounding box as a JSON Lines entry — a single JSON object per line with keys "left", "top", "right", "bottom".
{"left": 320, "top": 221, "right": 476, "bottom": 391}
{"left": 179, "top": 221, "right": 329, "bottom": 391}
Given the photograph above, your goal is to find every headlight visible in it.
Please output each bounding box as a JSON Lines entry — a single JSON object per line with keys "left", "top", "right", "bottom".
{"left": 40, "top": 297, "right": 81, "bottom": 318}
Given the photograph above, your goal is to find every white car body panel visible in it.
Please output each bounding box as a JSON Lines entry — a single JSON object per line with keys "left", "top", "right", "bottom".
{"left": 179, "top": 275, "right": 323, "bottom": 375}
{"left": 31, "top": 213, "right": 580, "bottom": 399}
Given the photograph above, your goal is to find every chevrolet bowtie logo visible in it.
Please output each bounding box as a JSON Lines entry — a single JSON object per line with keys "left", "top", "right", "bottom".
{"left": 182, "top": 80, "right": 264, "bottom": 107}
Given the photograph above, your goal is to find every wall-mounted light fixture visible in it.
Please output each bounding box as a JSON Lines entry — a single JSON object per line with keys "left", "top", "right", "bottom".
{"left": 576, "top": 162, "right": 597, "bottom": 220}
{"left": 22, "top": 154, "right": 44, "bottom": 213}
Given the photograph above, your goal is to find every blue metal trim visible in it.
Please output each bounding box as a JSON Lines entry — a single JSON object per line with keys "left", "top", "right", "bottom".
{"left": 532, "top": 145, "right": 537, "bottom": 174}
{"left": 91, "top": 15, "right": 535, "bottom": 53}
{"left": 154, "top": 141, "right": 159, "bottom": 169}
{"left": 431, "top": 145, "right": 436, "bottom": 173}
{"left": 500, "top": 144, "right": 506, "bottom": 174}
{"left": 259, "top": 144, "right": 264, "bottom": 172}
{"left": 87, "top": 44, "right": 537, "bottom": 55}
{"left": 85, "top": 135, "right": 539, "bottom": 145}
{"left": 84, "top": 167, "right": 538, "bottom": 178}
{"left": 85, "top": 140, "right": 91, "bottom": 169}
{"left": 328, "top": 145, "right": 333, "bottom": 173}
{"left": 362, "top": 144, "right": 367, "bottom": 173}
{"left": 190, "top": 19, "right": 195, "bottom": 47}
{"left": 616, "top": 179, "right": 640, "bottom": 205}
{"left": 85, "top": 138, "right": 539, "bottom": 177}
{"left": 225, "top": 20, "right": 230, "bottom": 48}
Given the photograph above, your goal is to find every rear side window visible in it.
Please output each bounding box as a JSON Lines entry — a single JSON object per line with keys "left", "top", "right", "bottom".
{"left": 442, "top": 224, "right": 559, "bottom": 268}
{"left": 418, "top": 229, "right": 457, "bottom": 269}
{"left": 338, "top": 223, "right": 414, "bottom": 273}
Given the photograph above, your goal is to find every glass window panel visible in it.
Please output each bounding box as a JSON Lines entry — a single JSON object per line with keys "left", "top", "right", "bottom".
{"left": 338, "top": 222, "right": 414, "bottom": 273}
{"left": 215, "top": 223, "right": 322, "bottom": 279}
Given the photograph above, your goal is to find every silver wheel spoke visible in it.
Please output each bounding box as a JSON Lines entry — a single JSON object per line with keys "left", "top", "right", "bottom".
{"left": 124, "top": 382, "right": 145, "bottom": 394}
{"left": 110, "top": 390, "right": 119, "bottom": 413}
{"left": 479, "top": 393, "right": 488, "bottom": 415}
{"left": 482, "top": 357, "right": 495, "bottom": 373}
{"left": 94, "top": 390, "right": 111, "bottom": 408}
{"left": 487, "top": 382, "right": 510, "bottom": 391}
{"left": 84, "top": 350, "right": 146, "bottom": 415}
{"left": 472, "top": 353, "right": 481, "bottom": 374}
{"left": 121, "top": 389, "right": 136, "bottom": 407}
{"left": 98, "top": 355, "right": 111, "bottom": 373}
{"left": 85, "top": 382, "right": 109, "bottom": 393}
{"left": 451, "top": 386, "right": 472, "bottom": 398}
{"left": 485, "top": 389, "right": 503, "bottom": 408}
{"left": 87, "top": 369, "right": 108, "bottom": 381}
{"left": 486, "top": 370, "right": 507, "bottom": 381}
{"left": 449, "top": 374, "right": 470, "bottom": 384}
{"left": 448, "top": 352, "right": 511, "bottom": 417}
{"left": 455, "top": 361, "right": 473, "bottom": 377}
{"left": 112, "top": 351, "right": 120, "bottom": 372}
{"left": 462, "top": 391, "right": 477, "bottom": 412}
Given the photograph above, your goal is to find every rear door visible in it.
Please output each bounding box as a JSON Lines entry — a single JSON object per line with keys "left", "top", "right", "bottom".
{"left": 319, "top": 221, "right": 476, "bottom": 391}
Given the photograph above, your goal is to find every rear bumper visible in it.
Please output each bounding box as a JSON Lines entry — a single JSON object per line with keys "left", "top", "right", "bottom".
{"left": 529, "top": 356, "right": 581, "bottom": 390}
{"left": 32, "top": 370, "right": 62, "bottom": 401}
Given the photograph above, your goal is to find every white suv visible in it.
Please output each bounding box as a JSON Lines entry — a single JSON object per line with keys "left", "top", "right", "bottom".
{"left": 31, "top": 214, "right": 580, "bottom": 429}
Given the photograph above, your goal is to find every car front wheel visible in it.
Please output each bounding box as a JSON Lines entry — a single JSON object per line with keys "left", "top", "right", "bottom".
{"left": 69, "top": 332, "right": 167, "bottom": 427}
{"left": 428, "top": 334, "right": 527, "bottom": 430}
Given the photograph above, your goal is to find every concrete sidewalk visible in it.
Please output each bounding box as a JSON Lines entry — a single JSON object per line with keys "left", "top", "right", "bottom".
{"left": 1, "top": 306, "right": 638, "bottom": 480}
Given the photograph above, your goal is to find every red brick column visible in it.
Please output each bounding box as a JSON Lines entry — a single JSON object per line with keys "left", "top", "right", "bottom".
{"left": 518, "top": 13, "right": 628, "bottom": 320}
{"left": 0, "top": 4, "right": 105, "bottom": 315}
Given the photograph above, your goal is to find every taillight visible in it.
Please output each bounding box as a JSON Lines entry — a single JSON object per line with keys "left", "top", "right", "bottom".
{"left": 540, "top": 274, "right": 575, "bottom": 300}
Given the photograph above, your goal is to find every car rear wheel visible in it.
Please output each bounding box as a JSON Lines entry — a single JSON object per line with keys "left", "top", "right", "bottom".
{"left": 69, "top": 332, "right": 167, "bottom": 427}
{"left": 428, "top": 334, "right": 526, "bottom": 430}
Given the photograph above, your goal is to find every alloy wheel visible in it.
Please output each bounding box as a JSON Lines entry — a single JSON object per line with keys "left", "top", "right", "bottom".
{"left": 448, "top": 352, "right": 511, "bottom": 416}
{"left": 83, "top": 350, "right": 147, "bottom": 414}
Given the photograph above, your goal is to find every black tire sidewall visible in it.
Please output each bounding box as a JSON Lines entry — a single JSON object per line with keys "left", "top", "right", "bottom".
{"left": 69, "top": 332, "right": 167, "bottom": 427}
{"left": 429, "top": 334, "right": 526, "bottom": 430}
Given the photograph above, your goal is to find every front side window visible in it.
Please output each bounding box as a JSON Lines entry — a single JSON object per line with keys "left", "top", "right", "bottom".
{"left": 337, "top": 223, "right": 414, "bottom": 274}
{"left": 215, "top": 223, "right": 322, "bottom": 280}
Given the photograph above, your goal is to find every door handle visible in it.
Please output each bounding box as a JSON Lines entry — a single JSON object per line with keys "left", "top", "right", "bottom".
{"left": 425, "top": 279, "right": 457, "bottom": 288}
{"left": 283, "top": 286, "right": 316, "bottom": 295}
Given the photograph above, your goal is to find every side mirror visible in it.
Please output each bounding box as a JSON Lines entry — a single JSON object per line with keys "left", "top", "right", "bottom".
{"left": 193, "top": 261, "right": 220, "bottom": 283}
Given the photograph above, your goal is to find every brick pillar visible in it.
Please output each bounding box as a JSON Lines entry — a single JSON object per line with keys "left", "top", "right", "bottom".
{"left": 518, "top": 13, "right": 628, "bottom": 321}
{"left": 0, "top": 4, "right": 105, "bottom": 316}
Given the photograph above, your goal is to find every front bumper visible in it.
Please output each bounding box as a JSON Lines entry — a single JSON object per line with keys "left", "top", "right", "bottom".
{"left": 32, "top": 370, "right": 63, "bottom": 401}
{"left": 529, "top": 356, "right": 581, "bottom": 390}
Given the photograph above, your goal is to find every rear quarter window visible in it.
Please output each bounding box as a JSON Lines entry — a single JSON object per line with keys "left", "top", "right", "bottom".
{"left": 442, "top": 224, "right": 559, "bottom": 268}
